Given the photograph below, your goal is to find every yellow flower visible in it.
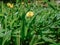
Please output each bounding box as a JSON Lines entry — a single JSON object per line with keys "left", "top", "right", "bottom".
{"left": 21, "top": 2, "right": 24, "bottom": 5}
{"left": 26, "top": 11, "right": 34, "bottom": 17}
{"left": 7, "top": 3, "right": 11, "bottom": 7}
{"left": 9, "top": 4, "right": 13, "bottom": 8}
{"left": 7, "top": 3, "right": 13, "bottom": 8}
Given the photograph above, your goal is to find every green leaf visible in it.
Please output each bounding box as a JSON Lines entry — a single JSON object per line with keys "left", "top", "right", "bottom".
{"left": 0, "top": 13, "right": 4, "bottom": 16}
{"left": 42, "top": 36, "right": 55, "bottom": 43}
{"left": 2, "top": 30, "right": 12, "bottom": 45}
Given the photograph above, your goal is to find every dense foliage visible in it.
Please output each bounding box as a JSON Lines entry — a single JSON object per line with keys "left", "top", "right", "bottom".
{"left": 0, "top": 0, "right": 60, "bottom": 45}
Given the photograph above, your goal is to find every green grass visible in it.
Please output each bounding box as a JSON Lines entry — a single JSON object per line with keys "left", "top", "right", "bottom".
{"left": 0, "top": 1, "right": 60, "bottom": 45}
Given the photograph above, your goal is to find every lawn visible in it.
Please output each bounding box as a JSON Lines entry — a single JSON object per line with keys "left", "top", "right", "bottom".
{"left": 0, "top": 0, "right": 60, "bottom": 45}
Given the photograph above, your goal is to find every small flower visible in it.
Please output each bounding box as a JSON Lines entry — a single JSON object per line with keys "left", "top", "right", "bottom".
{"left": 9, "top": 4, "right": 13, "bottom": 8}
{"left": 7, "top": 3, "right": 13, "bottom": 8}
{"left": 26, "top": 11, "right": 34, "bottom": 18}
{"left": 21, "top": 2, "right": 24, "bottom": 5}
{"left": 7, "top": 3, "right": 11, "bottom": 7}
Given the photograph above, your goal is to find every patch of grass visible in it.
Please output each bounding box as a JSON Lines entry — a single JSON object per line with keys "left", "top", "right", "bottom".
{"left": 0, "top": 1, "right": 60, "bottom": 45}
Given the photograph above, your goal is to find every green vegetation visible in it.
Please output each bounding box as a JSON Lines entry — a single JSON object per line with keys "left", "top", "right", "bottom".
{"left": 0, "top": 0, "right": 60, "bottom": 45}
